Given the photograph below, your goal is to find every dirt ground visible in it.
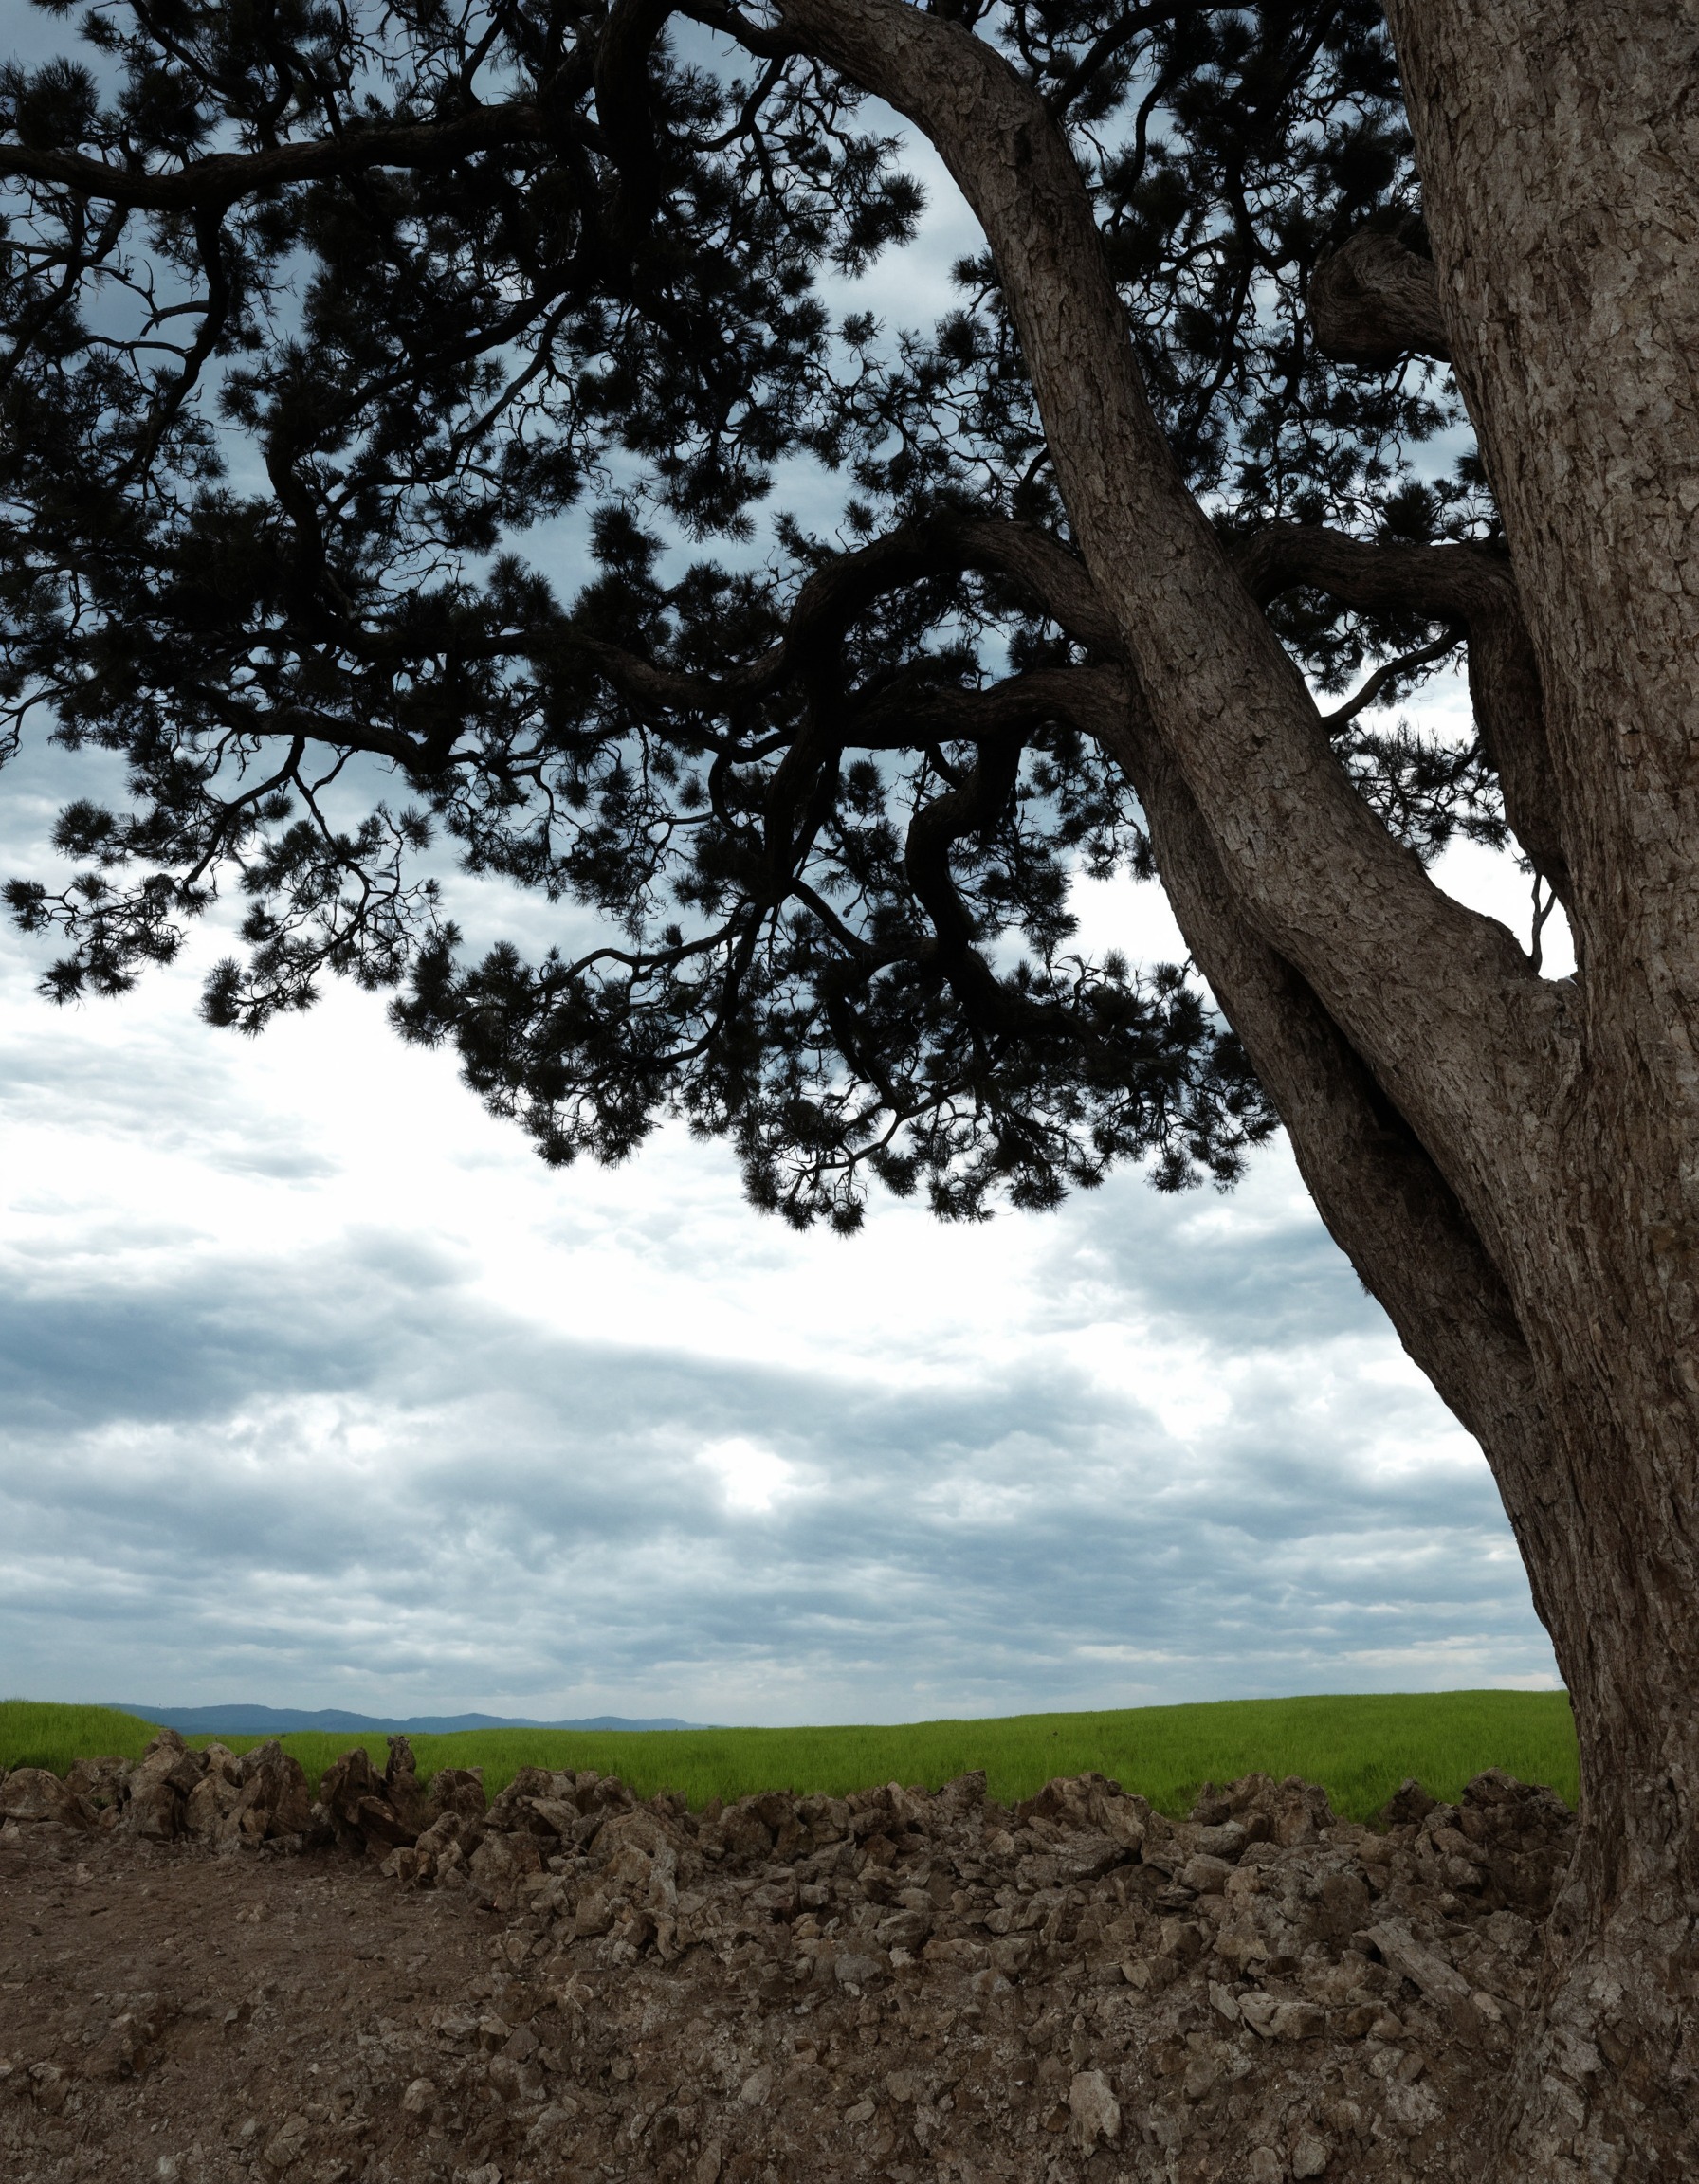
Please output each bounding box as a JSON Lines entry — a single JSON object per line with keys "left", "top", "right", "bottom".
{"left": 0, "top": 1757, "right": 1576, "bottom": 2184}
{"left": 0, "top": 1823, "right": 492, "bottom": 2184}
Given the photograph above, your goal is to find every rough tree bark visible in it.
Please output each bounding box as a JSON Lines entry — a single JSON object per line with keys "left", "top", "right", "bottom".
{"left": 764, "top": 1, "right": 1699, "bottom": 2173}
{"left": 1380, "top": 7, "right": 1699, "bottom": 2173}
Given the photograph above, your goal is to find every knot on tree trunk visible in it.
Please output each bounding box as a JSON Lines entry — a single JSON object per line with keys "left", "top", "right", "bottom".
{"left": 1309, "top": 228, "right": 1450, "bottom": 364}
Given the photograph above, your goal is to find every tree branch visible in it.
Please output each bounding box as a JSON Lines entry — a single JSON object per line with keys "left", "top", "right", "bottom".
{"left": 0, "top": 99, "right": 561, "bottom": 212}
{"left": 889, "top": 650, "right": 1554, "bottom": 1505}
{"left": 1307, "top": 228, "right": 1450, "bottom": 364}
{"left": 770, "top": 0, "right": 1562, "bottom": 1233}
{"left": 1233, "top": 521, "right": 1496, "bottom": 620}
{"left": 1046, "top": 666, "right": 1564, "bottom": 1631}
{"left": 568, "top": 514, "right": 1121, "bottom": 725}
{"left": 1234, "top": 524, "right": 1570, "bottom": 898}
{"left": 847, "top": 663, "right": 1106, "bottom": 751}
{"left": 594, "top": 0, "right": 675, "bottom": 237}
{"left": 1042, "top": 6, "right": 1175, "bottom": 119}
{"left": 1322, "top": 629, "right": 1462, "bottom": 729}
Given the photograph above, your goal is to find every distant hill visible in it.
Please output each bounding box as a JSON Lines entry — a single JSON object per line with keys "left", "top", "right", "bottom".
{"left": 109, "top": 1704, "right": 705, "bottom": 1736}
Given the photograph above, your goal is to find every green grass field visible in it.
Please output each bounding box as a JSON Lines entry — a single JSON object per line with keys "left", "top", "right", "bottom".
{"left": 0, "top": 1689, "right": 1578, "bottom": 1823}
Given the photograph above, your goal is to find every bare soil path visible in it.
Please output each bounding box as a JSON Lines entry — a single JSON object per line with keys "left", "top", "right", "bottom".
{"left": 0, "top": 1822, "right": 491, "bottom": 2184}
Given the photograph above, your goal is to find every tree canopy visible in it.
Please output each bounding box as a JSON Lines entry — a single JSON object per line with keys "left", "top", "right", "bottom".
{"left": 0, "top": 1, "right": 1509, "bottom": 1228}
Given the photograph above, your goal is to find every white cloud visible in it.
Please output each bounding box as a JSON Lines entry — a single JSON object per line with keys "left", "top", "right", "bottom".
{"left": 698, "top": 1437, "right": 797, "bottom": 1515}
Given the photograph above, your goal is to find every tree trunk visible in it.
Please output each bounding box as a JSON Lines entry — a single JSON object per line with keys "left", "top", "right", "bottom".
{"left": 1380, "top": 6, "right": 1699, "bottom": 2172}
{"left": 776, "top": 2, "right": 1699, "bottom": 2171}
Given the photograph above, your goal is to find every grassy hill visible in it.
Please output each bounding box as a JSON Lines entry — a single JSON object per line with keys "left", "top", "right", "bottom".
{"left": 0, "top": 1689, "right": 1578, "bottom": 1821}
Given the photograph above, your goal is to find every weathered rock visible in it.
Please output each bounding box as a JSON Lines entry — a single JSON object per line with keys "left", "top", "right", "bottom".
{"left": 228, "top": 1739, "right": 313, "bottom": 1842}
{"left": 28, "top": 2061, "right": 69, "bottom": 2114}
{"left": 936, "top": 1769, "right": 987, "bottom": 1812}
{"left": 1069, "top": 2068, "right": 1121, "bottom": 2150}
{"left": 64, "top": 1754, "right": 132, "bottom": 1824}
{"left": 83, "top": 1997, "right": 177, "bottom": 2080}
{"left": 1452, "top": 1766, "right": 1575, "bottom": 1913}
{"left": 1380, "top": 2074, "right": 1444, "bottom": 2137}
{"left": 484, "top": 1766, "right": 568, "bottom": 1834}
{"left": 875, "top": 1906, "right": 931, "bottom": 1951}
{"left": 1192, "top": 1819, "right": 1252, "bottom": 1861}
{"left": 1180, "top": 1852, "right": 1234, "bottom": 1894}
{"left": 0, "top": 1766, "right": 85, "bottom": 1828}
{"left": 183, "top": 1744, "right": 246, "bottom": 1841}
{"left": 407, "top": 1807, "right": 478, "bottom": 1886}
{"left": 796, "top": 1791, "right": 853, "bottom": 1842}
{"left": 1380, "top": 1775, "right": 1438, "bottom": 1828}
{"left": 427, "top": 1765, "right": 488, "bottom": 1825}
{"left": 382, "top": 1735, "right": 432, "bottom": 1835}
{"left": 1312, "top": 1866, "right": 1372, "bottom": 1940}
{"left": 713, "top": 1796, "right": 776, "bottom": 1859}
{"left": 261, "top": 2113, "right": 311, "bottom": 2172}
{"left": 125, "top": 1776, "right": 181, "bottom": 1841}
{"left": 467, "top": 1826, "right": 543, "bottom": 1911}
{"left": 1160, "top": 1917, "right": 1206, "bottom": 1961}
{"left": 315, "top": 1744, "right": 415, "bottom": 1855}
{"left": 1214, "top": 1773, "right": 1337, "bottom": 1847}
{"left": 1240, "top": 1992, "right": 1280, "bottom": 2036}
{"left": 121, "top": 1729, "right": 207, "bottom": 1843}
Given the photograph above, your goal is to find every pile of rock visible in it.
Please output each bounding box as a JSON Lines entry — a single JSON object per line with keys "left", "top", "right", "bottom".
{"left": 291, "top": 1746, "right": 1575, "bottom": 2176}
{"left": 322, "top": 1744, "right": 1573, "bottom": 1939}
{"left": 2, "top": 1730, "right": 1583, "bottom": 2177}
{"left": 0, "top": 1728, "right": 311, "bottom": 1848}
{"left": 311, "top": 1735, "right": 489, "bottom": 1869}
{"left": 0, "top": 1732, "right": 1582, "bottom": 2180}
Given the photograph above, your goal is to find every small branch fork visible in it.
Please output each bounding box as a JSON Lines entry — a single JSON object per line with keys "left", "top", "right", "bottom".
{"left": 1529, "top": 870, "right": 1558, "bottom": 977}
{"left": 1321, "top": 628, "right": 1461, "bottom": 729}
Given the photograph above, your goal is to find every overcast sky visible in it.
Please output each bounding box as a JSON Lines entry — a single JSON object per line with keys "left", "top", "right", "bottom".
{"left": 0, "top": 727, "right": 1568, "bottom": 1723}
{"left": 0, "top": 23, "right": 1567, "bottom": 1723}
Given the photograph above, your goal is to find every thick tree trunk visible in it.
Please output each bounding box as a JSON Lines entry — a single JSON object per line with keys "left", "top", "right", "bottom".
{"left": 774, "top": 2, "right": 1699, "bottom": 2171}
{"left": 1470, "top": 1255, "right": 1699, "bottom": 2178}
{"left": 1380, "top": 6, "right": 1699, "bottom": 2173}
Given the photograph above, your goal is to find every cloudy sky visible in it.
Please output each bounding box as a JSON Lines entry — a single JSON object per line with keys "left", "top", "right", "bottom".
{"left": 0, "top": 22, "right": 1567, "bottom": 1724}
